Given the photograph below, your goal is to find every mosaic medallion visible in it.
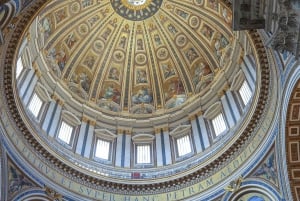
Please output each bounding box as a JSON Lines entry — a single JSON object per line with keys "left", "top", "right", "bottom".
{"left": 111, "top": 0, "right": 163, "bottom": 21}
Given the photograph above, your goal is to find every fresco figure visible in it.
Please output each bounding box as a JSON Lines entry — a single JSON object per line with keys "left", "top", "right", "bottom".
{"left": 119, "top": 36, "right": 127, "bottom": 48}
{"left": 55, "top": 9, "right": 67, "bottom": 23}
{"left": 102, "top": 85, "right": 121, "bottom": 104}
{"left": 132, "top": 87, "right": 152, "bottom": 104}
{"left": 168, "top": 24, "right": 178, "bottom": 35}
{"left": 192, "top": 62, "right": 212, "bottom": 86}
{"left": 41, "top": 17, "right": 52, "bottom": 41}
{"left": 78, "top": 72, "right": 90, "bottom": 92}
{"left": 208, "top": 0, "right": 219, "bottom": 11}
{"left": 176, "top": 9, "right": 189, "bottom": 19}
{"left": 165, "top": 80, "right": 185, "bottom": 101}
{"left": 161, "top": 63, "right": 175, "bottom": 79}
{"left": 154, "top": 34, "right": 162, "bottom": 46}
{"left": 137, "top": 39, "right": 144, "bottom": 50}
{"left": 8, "top": 165, "right": 33, "bottom": 194}
{"left": 201, "top": 25, "right": 214, "bottom": 40}
{"left": 56, "top": 49, "right": 67, "bottom": 71}
{"left": 83, "top": 55, "right": 95, "bottom": 69}
{"left": 108, "top": 67, "right": 120, "bottom": 81}
{"left": 102, "top": 28, "right": 111, "bottom": 40}
{"left": 185, "top": 48, "right": 199, "bottom": 64}
{"left": 65, "top": 33, "right": 77, "bottom": 49}
{"left": 254, "top": 153, "right": 277, "bottom": 184}
{"left": 137, "top": 70, "right": 147, "bottom": 83}
{"left": 213, "top": 34, "right": 229, "bottom": 59}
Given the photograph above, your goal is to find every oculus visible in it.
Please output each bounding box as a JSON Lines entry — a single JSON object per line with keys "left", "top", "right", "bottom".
{"left": 111, "top": 0, "right": 163, "bottom": 21}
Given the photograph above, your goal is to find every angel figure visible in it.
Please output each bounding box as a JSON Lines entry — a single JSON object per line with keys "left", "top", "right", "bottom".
{"left": 253, "top": 154, "right": 277, "bottom": 184}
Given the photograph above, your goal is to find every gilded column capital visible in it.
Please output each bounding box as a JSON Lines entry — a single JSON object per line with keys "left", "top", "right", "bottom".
{"left": 117, "top": 127, "right": 132, "bottom": 135}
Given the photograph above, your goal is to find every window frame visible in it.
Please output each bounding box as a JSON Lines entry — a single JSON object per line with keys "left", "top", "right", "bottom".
{"left": 211, "top": 113, "right": 227, "bottom": 137}
{"left": 203, "top": 102, "right": 229, "bottom": 140}
{"left": 174, "top": 134, "right": 193, "bottom": 158}
{"left": 16, "top": 56, "right": 25, "bottom": 79}
{"left": 56, "top": 111, "right": 81, "bottom": 149}
{"left": 169, "top": 125, "right": 194, "bottom": 161}
{"left": 27, "top": 92, "right": 44, "bottom": 121}
{"left": 135, "top": 143, "right": 152, "bottom": 165}
{"left": 92, "top": 129, "right": 117, "bottom": 164}
{"left": 132, "top": 134, "right": 155, "bottom": 168}
{"left": 238, "top": 80, "right": 252, "bottom": 107}
{"left": 94, "top": 138, "right": 113, "bottom": 162}
{"left": 57, "top": 120, "right": 75, "bottom": 146}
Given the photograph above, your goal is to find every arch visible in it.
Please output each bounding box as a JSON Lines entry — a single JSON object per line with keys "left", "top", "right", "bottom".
{"left": 282, "top": 62, "right": 300, "bottom": 201}
{"left": 12, "top": 188, "right": 51, "bottom": 201}
{"left": 222, "top": 179, "right": 282, "bottom": 201}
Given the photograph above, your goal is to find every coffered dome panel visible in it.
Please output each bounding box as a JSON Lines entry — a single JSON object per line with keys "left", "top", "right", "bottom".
{"left": 38, "top": 0, "right": 234, "bottom": 118}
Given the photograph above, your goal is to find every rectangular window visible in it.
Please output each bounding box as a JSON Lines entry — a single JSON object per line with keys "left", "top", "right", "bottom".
{"left": 16, "top": 57, "right": 24, "bottom": 78}
{"left": 176, "top": 135, "right": 192, "bottom": 157}
{"left": 136, "top": 144, "right": 151, "bottom": 164}
{"left": 95, "top": 139, "right": 111, "bottom": 160}
{"left": 239, "top": 81, "right": 252, "bottom": 105}
{"left": 28, "top": 93, "right": 43, "bottom": 118}
{"left": 57, "top": 121, "right": 73, "bottom": 144}
{"left": 212, "top": 113, "right": 227, "bottom": 136}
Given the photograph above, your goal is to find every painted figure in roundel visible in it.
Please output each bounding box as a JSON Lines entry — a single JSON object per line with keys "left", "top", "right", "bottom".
{"left": 108, "top": 67, "right": 120, "bottom": 81}
{"left": 132, "top": 87, "right": 153, "bottom": 104}
{"left": 102, "top": 84, "right": 121, "bottom": 104}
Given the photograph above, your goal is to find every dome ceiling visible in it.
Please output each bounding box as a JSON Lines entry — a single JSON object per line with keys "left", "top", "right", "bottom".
{"left": 39, "top": 0, "right": 233, "bottom": 116}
